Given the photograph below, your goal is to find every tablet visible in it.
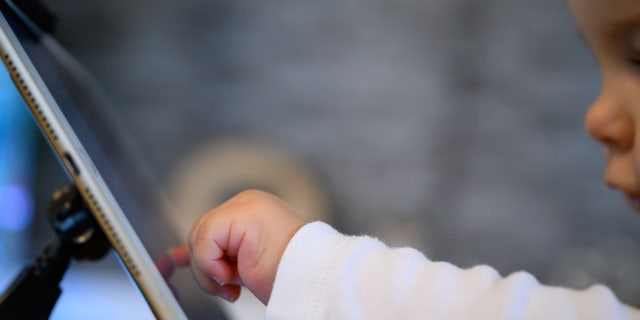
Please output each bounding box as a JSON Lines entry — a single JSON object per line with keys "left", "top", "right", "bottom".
{"left": 0, "top": 2, "right": 221, "bottom": 319}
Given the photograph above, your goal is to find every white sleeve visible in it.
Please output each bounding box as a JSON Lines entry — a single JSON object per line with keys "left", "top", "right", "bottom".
{"left": 265, "top": 222, "right": 640, "bottom": 320}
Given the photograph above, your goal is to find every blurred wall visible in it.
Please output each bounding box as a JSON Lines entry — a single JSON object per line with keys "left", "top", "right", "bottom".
{"left": 36, "top": 0, "right": 640, "bottom": 308}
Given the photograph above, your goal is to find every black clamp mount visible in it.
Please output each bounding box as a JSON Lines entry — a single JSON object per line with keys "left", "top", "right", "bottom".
{"left": 0, "top": 186, "right": 111, "bottom": 319}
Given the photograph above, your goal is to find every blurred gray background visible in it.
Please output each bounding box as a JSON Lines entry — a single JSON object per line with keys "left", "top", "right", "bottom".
{"left": 10, "top": 0, "right": 640, "bottom": 317}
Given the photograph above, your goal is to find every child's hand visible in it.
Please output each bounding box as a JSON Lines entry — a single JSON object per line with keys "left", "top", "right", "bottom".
{"left": 160, "top": 190, "right": 306, "bottom": 304}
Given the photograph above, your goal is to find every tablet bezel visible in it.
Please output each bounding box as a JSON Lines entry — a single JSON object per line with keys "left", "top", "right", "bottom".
{"left": 0, "top": 5, "right": 187, "bottom": 319}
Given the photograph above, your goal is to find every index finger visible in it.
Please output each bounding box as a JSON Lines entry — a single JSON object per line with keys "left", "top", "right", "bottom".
{"left": 168, "top": 245, "right": 191, "bottom": 267}
{"left": 156, "top": 244, "right": 191, "bottom": 278}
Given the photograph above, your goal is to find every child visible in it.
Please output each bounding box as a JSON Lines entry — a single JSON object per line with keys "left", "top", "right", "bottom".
{"left": 161, "top": 0, "right": 640, "bottom": 318}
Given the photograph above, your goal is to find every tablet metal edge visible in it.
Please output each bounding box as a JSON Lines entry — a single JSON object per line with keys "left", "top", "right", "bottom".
{"left": 0, "top": 12, "right": 187, "bottom": 320}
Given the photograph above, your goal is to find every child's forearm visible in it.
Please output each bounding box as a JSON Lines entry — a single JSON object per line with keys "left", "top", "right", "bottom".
{"left": 267, "top": 222, "right": 640, "bottom": 320}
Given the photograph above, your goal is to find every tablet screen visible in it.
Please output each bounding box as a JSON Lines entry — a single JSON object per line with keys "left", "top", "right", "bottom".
{"left": 0, "top": 4, "right": 226, "bottom": 319}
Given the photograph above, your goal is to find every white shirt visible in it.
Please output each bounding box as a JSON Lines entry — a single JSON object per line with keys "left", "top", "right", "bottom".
{"left": 266, "top": 222, "right": 640, "bottom": 319}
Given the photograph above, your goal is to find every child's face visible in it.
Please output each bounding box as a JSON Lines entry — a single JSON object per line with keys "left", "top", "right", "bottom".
{"left": 568, "top": 0, "right": 640, "bottom": 213}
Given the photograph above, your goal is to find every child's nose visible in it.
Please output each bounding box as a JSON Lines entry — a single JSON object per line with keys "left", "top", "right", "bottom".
{"left": 584, "top": 94, "right": 634, "bottom": 152}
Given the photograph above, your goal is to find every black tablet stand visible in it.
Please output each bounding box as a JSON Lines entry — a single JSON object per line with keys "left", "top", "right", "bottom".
{"left": 0, "top": 185, "right": 111, "bottom": 319}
